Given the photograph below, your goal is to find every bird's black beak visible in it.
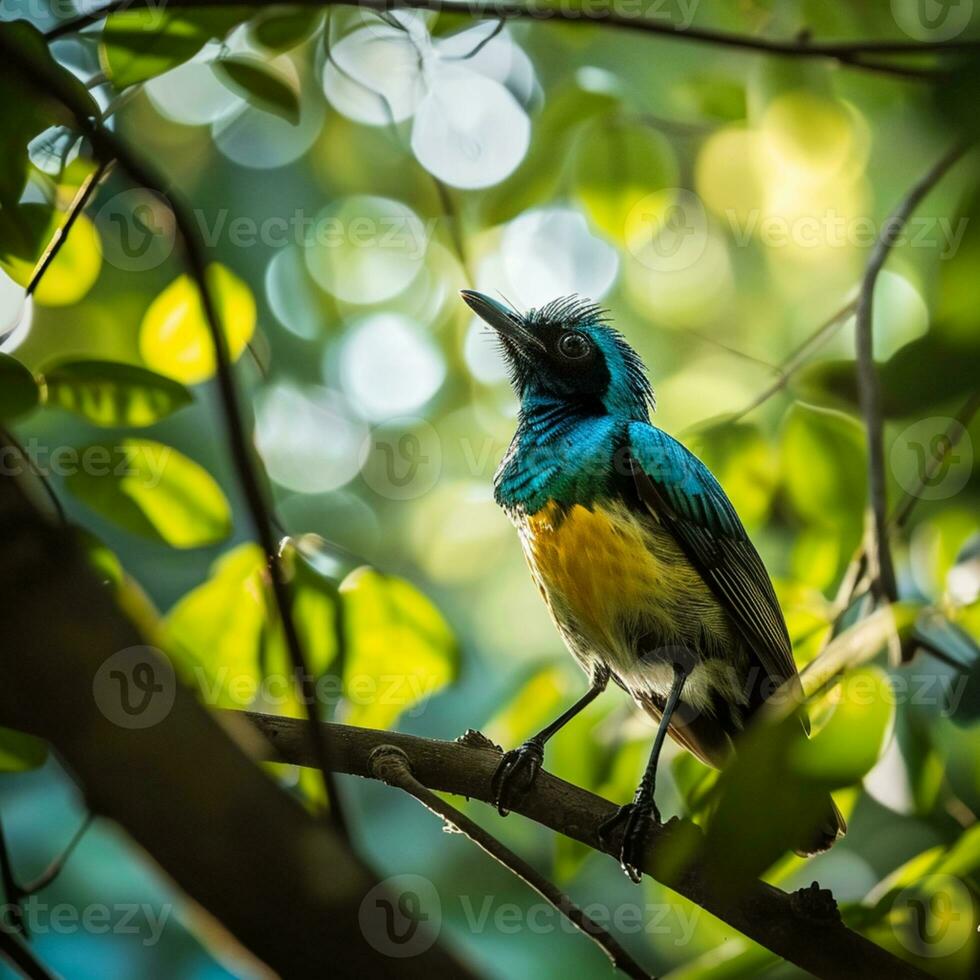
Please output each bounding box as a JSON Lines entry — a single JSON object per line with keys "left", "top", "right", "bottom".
{"left": 460, "top": 290, "right": 544, "bottom": 353}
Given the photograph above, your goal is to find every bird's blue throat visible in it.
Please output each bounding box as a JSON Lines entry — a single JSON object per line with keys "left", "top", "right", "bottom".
{"left": 494, "top": 396, "right": 631, "bottom": 515}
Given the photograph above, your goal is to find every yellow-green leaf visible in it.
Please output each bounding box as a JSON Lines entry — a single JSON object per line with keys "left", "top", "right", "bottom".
{"left": 139, "top": 264, "right": 256, "bottom": 384}
{"left": 44, "top": 360, "right": 192, "bottom": 426}
{"left": 213, "top": 56, "right": 300, "bottom": 124}
{"left": 65, "top": 438, "right": 231, "bottom": 548}
{"left": 340, "top": 567, "right": 457, "bottom": 730}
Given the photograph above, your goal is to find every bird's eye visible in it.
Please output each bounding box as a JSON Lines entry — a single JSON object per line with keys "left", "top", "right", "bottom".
{"left": 558, "top": 332, "right": 590, "bottom": 360}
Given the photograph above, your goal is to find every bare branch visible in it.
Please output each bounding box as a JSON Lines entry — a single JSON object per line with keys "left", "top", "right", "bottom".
{"left": 44, "top": 0, "right": 973, "bottom": 79}
{"left": 854, "top": 143, "right": 968, "bottom": 603}
{"left": 0, "top": 927, "right": 57, "bottom": 980}
{"left": 237, "top": 707, "right": 930, "bottom": 980}
{"left": 369, "top": 744, "right": 653, "bottom": 980}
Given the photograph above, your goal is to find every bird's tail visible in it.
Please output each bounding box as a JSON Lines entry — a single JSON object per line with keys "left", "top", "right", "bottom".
{"left": 795, "top": 796, "right": 847, "bottom": 857}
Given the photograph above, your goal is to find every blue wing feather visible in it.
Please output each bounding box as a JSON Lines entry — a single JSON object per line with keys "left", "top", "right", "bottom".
{"left": 628, "top": 422, "right": 805, "bottom": 718}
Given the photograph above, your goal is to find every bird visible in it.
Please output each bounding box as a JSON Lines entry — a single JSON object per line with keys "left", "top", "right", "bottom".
{"left": 460, "top": 289, "right": 845, "bottom": 882}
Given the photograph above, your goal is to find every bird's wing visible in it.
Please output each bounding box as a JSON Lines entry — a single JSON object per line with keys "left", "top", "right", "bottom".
{"left": 627, "top": 422, "right": 807, "bottom": 729}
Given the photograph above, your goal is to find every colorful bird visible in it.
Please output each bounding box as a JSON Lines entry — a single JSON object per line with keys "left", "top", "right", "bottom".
{"left": 461, "top": 290, "right": 845, "bottom": 882}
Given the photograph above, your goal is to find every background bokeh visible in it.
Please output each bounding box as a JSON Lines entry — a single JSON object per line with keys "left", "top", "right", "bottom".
{"left": 1, "top": 1, "right": 979, "bottom": 977}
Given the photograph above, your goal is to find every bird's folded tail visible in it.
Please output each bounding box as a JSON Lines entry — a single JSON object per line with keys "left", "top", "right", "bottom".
{"left": 794, "top": 796, "right": 847, "bottom": 857}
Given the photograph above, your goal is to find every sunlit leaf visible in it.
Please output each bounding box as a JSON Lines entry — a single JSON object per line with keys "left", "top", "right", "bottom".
{"left": 44, "top": 359, "right": 192, "bottom": 427}
{"left": 0, "top": 353, "right": 40, "bottom": 421}
{"left": 32, "top": 213, "right": 102, "bottom": 307}
{"left": 0, "top": 202, "right": 52, "bottom": 282}
{"left": 339, "top": 566, "right": 457, "bottom": 730}
{"left": 65, "top": 438, "right": 232, "bottom": 548}
{"left": 791, "top": 666, "right": 895, "bottom": 785}
{"left": 100, "top": 7, "right": 252, "bottom": 87}
{"left": 675, "top": 75, "right": 746, "bottom": 123}
{"left": 213, "top": 56, "right": 301, "bottom": 124}
{"left": 571, "top": 116, "right": 679, "bottom": 244}
{"left": 166, "top": 543, "right": 266, "bottom": 705}
{"left": 0, "top": 727, "right": 47, "bottom": 772}
{"left": 139, "top": 263, "right": 256, "bottom": 384}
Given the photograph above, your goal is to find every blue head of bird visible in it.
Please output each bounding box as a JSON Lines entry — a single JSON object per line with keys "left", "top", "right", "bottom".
{"left": 461, "top": 291, "right": 654, "bottom": 423}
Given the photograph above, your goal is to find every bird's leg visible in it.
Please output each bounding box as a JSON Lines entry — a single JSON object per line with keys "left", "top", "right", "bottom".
{"left": 598, "top": 662, "right": 688, "bottom": 883}
{"left": 491, "top": 668, "right": 609, "bottom": 816}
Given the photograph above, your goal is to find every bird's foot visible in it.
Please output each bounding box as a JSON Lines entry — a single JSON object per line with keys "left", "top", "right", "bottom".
{"left": 490, "top": 738, "right": 544, "bottom": 816}
{"left": 597, "top": 799, "right": 660, "bottom": 883}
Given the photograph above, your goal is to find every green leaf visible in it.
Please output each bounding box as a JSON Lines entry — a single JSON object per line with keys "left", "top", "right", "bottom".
{"left": 570, "top": 115, "right": 679, "bottom": 244}
{"left": 43, "top": 360, "right": 192, "bottom": 427}
{"left": 0, "top": 727, "right": 47, "bottom": 772}
{"left": 674, "top": 75, "right": 746, "bottom": 123}
{"left": 212, "top": 56, "right": 300, "bottom": 124}
{"left": 340, "top": 567, "right": 457, "bottom": 730}
{"left": 0, "top": 353, "right": 40, "bottom": 421}
{"left": 0, "top": 21, "right": 99, "bottom": 205}
{"left": 0, "top": 202, "right": 54, "bottom": 283}
{"left": 166, "top": 544, "right": 266, "bottom": 705}
{"left": 796, "top": 333, "right": 980, "bottom": 418}
{"left": 781, "top": 403, "right": 866, "bottom": 550}
{"left": 65, "top": 438, "right": 232, "bottom": 548}
{"left": 250, "top": 8, "right": 321, "bottom": 51}
{"left": 100, "top": 7, "right": 252, "bottom": 87}
{"left": 790, "top": 666, "right": 895, "bottom": 786}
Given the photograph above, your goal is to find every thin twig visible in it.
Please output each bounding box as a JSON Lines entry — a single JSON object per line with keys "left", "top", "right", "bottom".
{"left": 0, "top": 427, "right": 65, "bottom": 526}
{"left": 26, "top": 161, "right": 112, "bottom": 296}
{"left": 369, "top": 745, "right": 653, "bottom": 980}
{"left": 20, "top": 813, "right": 94, "bottom": 896}
{"left": 0, "top": 34, "right": 348, "bottom": 839}
{"left": 729, "top": 298, "right": 857, "bottom": 422}
{"left": 42, "top": 0, "right": 972, "bottom": 79}
{"left": 854, "top": 143, "right": 968, "bottom": 604}
{"left": 0, "top": 928, "right": 57, "bottom": 980}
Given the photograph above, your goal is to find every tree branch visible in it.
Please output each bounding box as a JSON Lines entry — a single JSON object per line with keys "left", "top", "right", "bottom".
{"left": 0, "top": 927, "right": 56, "bottom": 980}
{"left": 43, "top": 0, "right": 975, "bottom": 79}
{"left": 230, "top": 707, "right": 930, "bottom": 980}
{"left": 368, "top": 744, "right": 653, "bottom": 980}
{"left": 854, "top": 143, "right": 968, "bottom": 604}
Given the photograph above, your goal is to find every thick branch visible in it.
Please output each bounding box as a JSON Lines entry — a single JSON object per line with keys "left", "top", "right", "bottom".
{"left": 854, "top": 143, "right": 968, "bottom": 604}
{"left": 231, "top": 710, "right": 929, "bottom": 980}
{"left": 44, "top": 0, "right": 974, "bottom": 78}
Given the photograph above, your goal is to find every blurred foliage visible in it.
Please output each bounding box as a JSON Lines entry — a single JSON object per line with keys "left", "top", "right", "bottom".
{"left": 0, "top": 1, "right": 979, "bottom": 978}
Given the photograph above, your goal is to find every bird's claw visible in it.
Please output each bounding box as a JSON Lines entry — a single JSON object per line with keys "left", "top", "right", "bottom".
{"left": 490, "top": 738, "right": 544, "bottom": 816}
{"left": 597, "top": 800, "right": 660, "bottom": 883}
